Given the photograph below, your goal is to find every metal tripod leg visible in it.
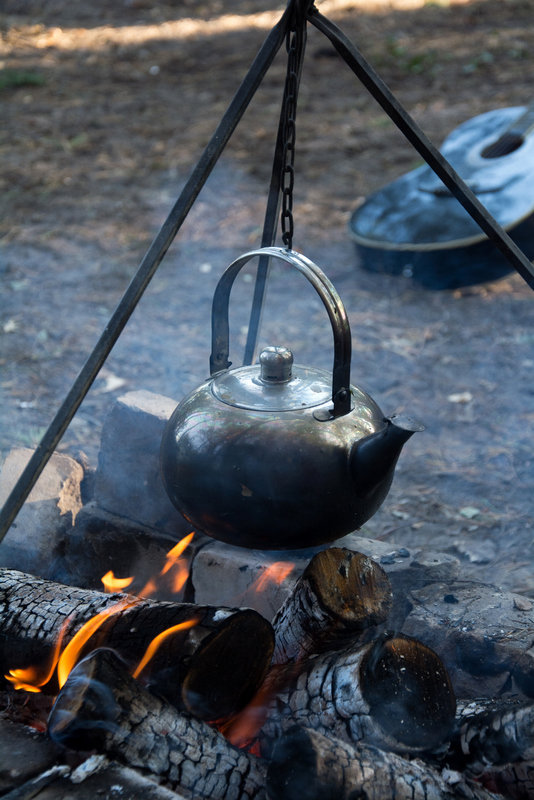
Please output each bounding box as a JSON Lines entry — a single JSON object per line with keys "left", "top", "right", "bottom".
{"left": 2, "top": 1, "right": 533, "bottom": 542}
{"left": 0, "top": 4, "right": 293, "bottom": 542}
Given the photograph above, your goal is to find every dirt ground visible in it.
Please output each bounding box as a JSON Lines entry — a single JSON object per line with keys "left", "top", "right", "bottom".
{"left": 1, "top": 0, "right": 534, "bottom": 592}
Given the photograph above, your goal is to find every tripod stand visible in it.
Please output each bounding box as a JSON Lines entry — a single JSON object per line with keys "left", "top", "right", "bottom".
{"left": 0, "top": 0, "right": 532, "bottom": 540}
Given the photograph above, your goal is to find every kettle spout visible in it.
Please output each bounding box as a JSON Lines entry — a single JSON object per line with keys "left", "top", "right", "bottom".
{"left": 350, "top": 413, "right": 425, "bottom": 495}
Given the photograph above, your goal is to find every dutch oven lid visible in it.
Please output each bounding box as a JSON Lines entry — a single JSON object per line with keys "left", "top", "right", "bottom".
{"left": 211, "top": 346, "right": 332, "bottom": 411}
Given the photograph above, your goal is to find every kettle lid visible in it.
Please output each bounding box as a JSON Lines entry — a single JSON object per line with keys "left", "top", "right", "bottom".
{"left": 211, "top": 346, "right": 332, "bottom": 411}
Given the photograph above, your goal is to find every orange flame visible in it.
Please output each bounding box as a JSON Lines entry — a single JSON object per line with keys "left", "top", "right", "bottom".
{"left": 4, "top": 597, "right": 139, "bottom": 693}
{"left": 57, "top": 596, "right": 138, "bottom": 688}
{"left": 219, "top": 684, "right": 272, "bottom": 749}
{"left": 160, "top": 531, "right": 195, "bottom": 594}
{"left": 170, "top": 562, "right": 190, "bottom": 593}
{"left": 101, "top": 570, "right": 134, "bottom": 593}
{"left": 4, "top": 616, "right": 71, "bottom": 693}
{"left": 138, "top": 577, "right": 158, "bottom": 598}
{"left": 161, "top": 532, "right": 195, "bottom": 574}
{"left": 138, "top": 531, "right": 195, "bottom": 598}
{"left": 250, "top": 561, "right": 294, "bottom": 594}
{"left": 5, "top": 532, "right": 196, "bottom": 696}
{"left": 219, "top": 665, "right": 289, "bottom": 750}
{"left": 132, "top": 618, "right": 198, "bottom": 679}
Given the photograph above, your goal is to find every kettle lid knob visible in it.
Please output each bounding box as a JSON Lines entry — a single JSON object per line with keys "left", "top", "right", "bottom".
{"left": 260, "top": 346, "right": 293, "bottom": 383}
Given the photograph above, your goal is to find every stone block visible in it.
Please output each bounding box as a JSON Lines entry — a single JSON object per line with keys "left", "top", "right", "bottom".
{"left": 52, "top": 502, "right": 208, "bottom": 599}
{"left": 191, "top": 530, "right": 460, "bottom": 621}
{"left": 93, "top": 390, "right": 191, "bottom": 538}
{"left": 402, "top": 580, "right": 534, "bottom": 700}
{"left": 0, "top": 447, "right": 84, "bottom": 577}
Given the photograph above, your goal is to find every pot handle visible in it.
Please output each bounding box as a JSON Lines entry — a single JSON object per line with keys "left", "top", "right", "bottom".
{"left": 210, "top": 246, "right": 352, "bottom": 418}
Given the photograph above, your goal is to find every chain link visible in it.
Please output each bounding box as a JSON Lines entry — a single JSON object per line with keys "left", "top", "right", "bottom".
{"left": 280, "top": 20, "right": 306, "bottom": 250}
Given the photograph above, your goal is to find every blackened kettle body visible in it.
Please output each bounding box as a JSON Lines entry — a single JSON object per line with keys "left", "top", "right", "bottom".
{"left": 160, "top": 247, "right": 422, "bottom": 550}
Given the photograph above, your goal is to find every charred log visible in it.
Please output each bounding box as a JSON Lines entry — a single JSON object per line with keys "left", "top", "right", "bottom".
{"left": 48, "top": 648, "right": 267, "bottom": 800}
{"left": 272, "top": 547, "right": 392, "bottom": 664}
{"left": 266, "top": 726, "right": 501, "bottom": 800}
{"left": 0, "top": 568, "right": 274, "bottom": 721}
{"left": 261, "top": 632, "right": 456, "bottom": 756}
{"left": 479, "top": 761, "right": 534, "bottom": 800}
{"left": 449, "top": 697, "right": 534, "bottom": 772}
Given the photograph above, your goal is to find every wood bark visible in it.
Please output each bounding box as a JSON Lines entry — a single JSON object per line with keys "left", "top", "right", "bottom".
{"left": 265, "top": 726, "right": 502, "bottom": 800}
{"left": 0, "top": 568, "right": 274, "bottom": 721}
{"left": 47, "top": 648, "right": 267, "bottom": 800}
{"left": 260, "top": 632, "right": 456, "bottom": 756}
{"left": 271, "top": 547, "right": 392, "bottom": 664}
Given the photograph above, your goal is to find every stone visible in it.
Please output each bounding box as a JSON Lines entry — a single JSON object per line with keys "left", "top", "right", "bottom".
{"left": 0, "top": 447, "right": 84, "bottom": 578}
{"left": 191, "top": 530, "right": 460, "bottom": 622}
{"left": 401, "top": 580, "right": 534, "bottom": 700}
{"left": 51, "top": 502, "right": 208, "bottom": 598}
{"left": 191, "top": 539, "right": 312, "bottom": 621}
{"left": 93, "top": 390, "right": 191, "bottom": 537}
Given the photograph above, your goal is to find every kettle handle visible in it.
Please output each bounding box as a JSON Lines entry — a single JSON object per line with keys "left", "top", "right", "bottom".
{"left": 210, "top": 246, "right": 352, "bottom": 417}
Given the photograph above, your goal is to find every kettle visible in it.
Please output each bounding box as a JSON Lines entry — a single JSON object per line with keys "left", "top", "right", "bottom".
{"left": 161, "top": 247, "right": 423, "bottom": 549}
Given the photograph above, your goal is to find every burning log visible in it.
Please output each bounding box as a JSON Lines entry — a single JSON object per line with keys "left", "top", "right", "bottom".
{"left": 48, "top": 648, "right": 267, "bottom": 800}
{"left": 0, "top": 568, "right": 274, "bottom": 721}
{"left": 266, "top": 726, "right": 502, "bottom": 800}
{"left": 410, "top": 698, "right": 534, "bottom": 799}
{"left": 271, "top": 547, "right": 392, "bottom": 664}
{"left": 260, "top": 633, "right": 456, "bottom": 756}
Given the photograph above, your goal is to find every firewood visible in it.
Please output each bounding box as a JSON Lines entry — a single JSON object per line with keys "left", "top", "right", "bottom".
{"left": 260, "top": 632, "right": 455, "bottom": 756}
{"left": 265, "top": 726, "right": 502, "bottom": 800}
{"left": 47, "top": 648, "right": 267, "bottom": 800}
{"left": 479, "top": 761, "right": 534, "bottom": 800}
{"left": 0, "top": 568, "right": 274, "bottom": 721}
{"left": 449, "top": 697, "right": 534, "bottom": 772}
{"left": 271, "top": 547, "right": 392, "bottom": 664}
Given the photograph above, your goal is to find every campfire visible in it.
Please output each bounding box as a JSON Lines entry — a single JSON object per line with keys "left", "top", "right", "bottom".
{"left": 2, "top": 0, "right": 534, "bottom": 796}
{"left": 2, "top": 259, "right": 533, "bottom": 799}
{"left": 2, "top": 423, "right": 534, "bottom": 800}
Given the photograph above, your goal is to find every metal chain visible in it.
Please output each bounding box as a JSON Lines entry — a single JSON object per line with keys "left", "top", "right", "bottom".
{"left": 280, "top": 17, "right": 306, "bottom": 250}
